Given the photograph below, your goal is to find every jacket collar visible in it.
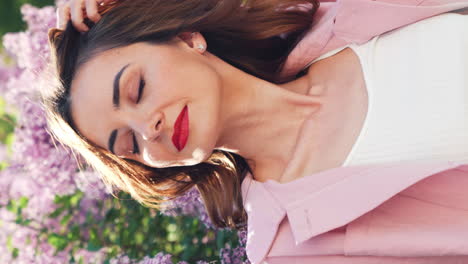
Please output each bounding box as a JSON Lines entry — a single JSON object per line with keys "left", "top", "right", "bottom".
{"left": 278, "top": 1, "right": 337, "bottom": 82}
{"left": 241, "top": 173, "right": 286, "bottom": 264}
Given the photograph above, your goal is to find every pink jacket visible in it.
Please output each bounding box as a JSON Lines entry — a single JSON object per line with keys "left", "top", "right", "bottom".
{"left": 242, "top": 162, "right": 468, "bottom": 263}
{"left": 242, "top": 1, "right": 468, "bottom": 263}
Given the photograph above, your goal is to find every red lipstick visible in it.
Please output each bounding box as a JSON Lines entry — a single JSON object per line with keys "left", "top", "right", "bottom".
{"left": 172, "top": 105, "right": 189, "bottom": 151}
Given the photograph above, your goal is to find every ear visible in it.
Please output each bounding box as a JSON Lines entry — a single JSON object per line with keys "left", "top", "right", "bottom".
{"left": 176, "top": 31, "right": 207, "bottom": 53}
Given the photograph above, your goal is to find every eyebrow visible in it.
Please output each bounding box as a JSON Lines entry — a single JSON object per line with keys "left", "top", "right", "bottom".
{"left": 113, "top": 63, "right": 131, "bottom": 109}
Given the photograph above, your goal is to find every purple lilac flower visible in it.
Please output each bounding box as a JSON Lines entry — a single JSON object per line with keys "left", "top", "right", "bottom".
{"left": 73, "top": 248, "right": 109, "bottom": 264}
{"left": 160, "top": 187, "right": 214, "bottom": 230}
{"left": 75, "top": 169, "right": 113, "bottom": 200}
{"left": 0, "top": 3, "right": 110, "bottom": 263}
{"left": 218, "top": 228, "right": 249, "bottom": 264}
{"left": 138, "top": 252, "right": 173, "bottom": 264}
{"left": 3, "top": 5, "right": 55, "bottom": 74}
{"left": 0, "top": 144, "right": 8, "bottom": 162}
{"left": 110, "top": 252, "right": 192, "bottom": 264}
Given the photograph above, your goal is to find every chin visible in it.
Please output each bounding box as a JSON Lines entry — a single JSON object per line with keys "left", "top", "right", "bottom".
{"left": 187, "top": 147, "right": 212, "bottom": 165}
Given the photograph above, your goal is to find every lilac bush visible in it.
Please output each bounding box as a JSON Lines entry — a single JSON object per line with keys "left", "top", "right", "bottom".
{"left": 0, "top": 2, "right": 248, "bottom": 264}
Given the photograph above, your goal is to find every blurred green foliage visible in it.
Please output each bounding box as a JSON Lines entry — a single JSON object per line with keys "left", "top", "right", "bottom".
{"left": 0, "top": 98, "right": 15, "bottom": 144}
{"left": 0, "top": 98, "right": 15, "bottom": 169}
{"left": 5, "top": 192, "right": 241, "bottom": 263}
{"left": 0, "top": 0, "right": 55, "bottom": 39}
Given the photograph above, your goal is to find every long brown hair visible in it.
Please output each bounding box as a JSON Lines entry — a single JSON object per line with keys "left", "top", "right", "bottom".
{"left": 44, "top": 0, "right": 319, "bottom": 229}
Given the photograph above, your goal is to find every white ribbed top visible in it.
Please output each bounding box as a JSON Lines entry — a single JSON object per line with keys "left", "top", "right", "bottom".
{"left": 340, "top": 13, "right": 468, "bottom": 166}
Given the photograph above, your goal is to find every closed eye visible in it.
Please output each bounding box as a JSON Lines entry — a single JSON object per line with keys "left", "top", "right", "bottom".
{"left": 136, "top": 77, "right": 145, "bottom": 104}
{"left": 132, "top": 130, "right": 140, "bottom": 155}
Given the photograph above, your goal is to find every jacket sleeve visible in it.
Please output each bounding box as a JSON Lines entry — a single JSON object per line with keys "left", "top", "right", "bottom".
{"left": 265, "top": 255, "right": 468, "bottom": 264}
{"left": 332, "top": 0, "right": 468, "bottom": 44}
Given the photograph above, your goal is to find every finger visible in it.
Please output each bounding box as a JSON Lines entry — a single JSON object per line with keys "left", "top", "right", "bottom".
{"left": 85, "top": 0, "right": 101, "bottom": 23}
{"left": 56, "top": 4, "right": 71, "bottom": 29}
{"left": 70, "top": 0, "right": 89, "bottom": 32}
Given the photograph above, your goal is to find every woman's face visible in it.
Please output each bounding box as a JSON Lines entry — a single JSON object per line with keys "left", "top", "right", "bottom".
{"left": 70, "top": 39, "right": 223, "bottom": 168}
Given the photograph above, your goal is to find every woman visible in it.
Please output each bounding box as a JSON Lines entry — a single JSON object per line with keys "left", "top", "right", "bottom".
{"left": 48, "top": 0, "right": 468, "bottom": 263}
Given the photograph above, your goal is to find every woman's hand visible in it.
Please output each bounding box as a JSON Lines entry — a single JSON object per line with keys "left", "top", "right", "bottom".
{"left": 56, "top": 0, "right": 115, "bottom": 32}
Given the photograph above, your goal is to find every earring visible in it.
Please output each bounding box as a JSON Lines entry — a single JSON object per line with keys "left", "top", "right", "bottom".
{"left": 197, "top": 43, "right": 205, "bottom": 52}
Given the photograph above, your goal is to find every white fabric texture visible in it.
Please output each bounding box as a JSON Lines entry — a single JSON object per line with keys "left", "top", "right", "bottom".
{"left": 337, "top": 13, "right": 468, "bottom": 166}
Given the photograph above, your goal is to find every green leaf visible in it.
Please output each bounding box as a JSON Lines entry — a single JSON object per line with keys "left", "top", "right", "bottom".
{"left": 108, "top": 229, "right": 118, "bottom": 244}
{"left": 5, "top": 133, "right": 15, "bottom": 148}
{"left": 85, "top": 211, "right": 94, "bottom": 225}
{"left": 54, "top": 195, "right": 64, "bottom": 204}
{"left": 60, "top": 213, "right": 72, "bottom": 227}
{"left": 134, "top": 231, "right": 144, "bottom": 244}
{"left": 0, "top": 162, "right": 8, "bottom": 171}
{"left": 48, "top": 233, "right": 69, "bottom": 252}
{"left": 87, "top": 241, "right": 102, "bottom": 252}
{"left": 105, "top": 208, "right": 119, "bottom": 224}
{"left": 0, "top": 97, "right": 5, "bottom": 116}
{"left": 15, "top": 215, "right": 23, "bottom": 225}
{"left": 216, "top": 230, "right": 226, "bottom": 249}
{"left": 87, "top": 228, "right": 102, "bottom": 252}
{"left": 70, "top": 192, "right": 83, "bottom": 207}
{"left": 18, "top": 197, "right": 28, "bottom": 209}
{"left": 6, "top": 235, "right": 13, "bottom": 251}
{"left": 49, "top": 205, "right": 66, "bottom": 218}
{"left": 6, "top": 200, "right": 15, "bottom": 213}
{"left": 21, "top": 219, "right": 32, "bottom": 226}
{"left": 67, "top": 225, "right": 81, "bottom": 242}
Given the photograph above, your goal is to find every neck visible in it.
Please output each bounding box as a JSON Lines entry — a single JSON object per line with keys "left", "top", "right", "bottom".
{"left": 207, "top": 52, "right": 323, "bottom": 178}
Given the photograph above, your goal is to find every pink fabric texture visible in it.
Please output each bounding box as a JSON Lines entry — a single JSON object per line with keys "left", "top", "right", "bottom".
{"left": 241, "top": 163, "right": 468, "bottom": 263}
{"left": 241, "top": 0, "right": 468, "bottom": 263}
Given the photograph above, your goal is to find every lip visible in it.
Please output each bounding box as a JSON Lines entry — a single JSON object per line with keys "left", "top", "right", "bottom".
{"left": 172, "top": 105, "right": 189, "bottom": 151}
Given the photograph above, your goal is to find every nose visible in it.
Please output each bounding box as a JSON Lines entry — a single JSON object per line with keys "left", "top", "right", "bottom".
{"left": 130, "top": 113, "right": 164, "bottom": 142}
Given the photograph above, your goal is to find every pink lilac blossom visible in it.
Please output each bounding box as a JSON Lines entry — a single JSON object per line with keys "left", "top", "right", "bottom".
{"left": 73, "top": 248, "right": 109, "bottom": 264}
{"left": 0, "top": 3, "right": 110, "bottom": 263}
{"left": 0, "top": 144, "right": 8, "bottom": 162}
{"left": 2, "top": 4, "right": 81, "bottom": 199}
{"left": 110, "top": 252, "right": 190, "bottom": 264}
{"left": 3, "top": 5, "right": 55, "bottom": 74}
{"left": 0, "top": 214, "right": 70, "bottom": 264}
{"left": 75, "top": 169, "right": 114, "bottom": 200}
{"left": 219, "top": 228, "right": 250, "bottom": 264}
{"left": 160, "top": 187, "right": 214, "bottom": 230}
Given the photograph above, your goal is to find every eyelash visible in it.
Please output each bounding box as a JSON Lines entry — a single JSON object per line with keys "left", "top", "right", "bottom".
{"left": 131, "top": 131, "right": 140, "bottom": 155}
{"left": 136, "top": 77, "right": 145, "bottom": 104}
{"left": 129, "top": 76, "right": 145, "bottom": 155}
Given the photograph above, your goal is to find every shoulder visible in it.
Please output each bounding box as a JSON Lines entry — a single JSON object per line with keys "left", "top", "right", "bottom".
{"left": 332, "top": 0, "right": 468, "bottom": 43}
